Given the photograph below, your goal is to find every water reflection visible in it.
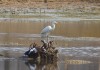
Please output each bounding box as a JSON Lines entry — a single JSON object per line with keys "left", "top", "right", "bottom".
{"left": 25, "top": 59, "right": 58, "bottom": 70}
{"left": 0, "top": 47, "right": 100, "bottom": 70}
{"left": 0, "top": 55, "right": 100, "bottom": 70}
{"left": 58, "top": 56, "right": 100, "bottom": 70}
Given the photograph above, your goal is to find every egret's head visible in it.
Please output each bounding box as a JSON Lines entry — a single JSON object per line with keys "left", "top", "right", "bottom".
{"left": 52, "top": 21, "right": 57, "bottom": 24}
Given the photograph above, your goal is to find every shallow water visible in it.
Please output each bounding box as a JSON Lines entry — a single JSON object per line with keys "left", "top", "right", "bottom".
{"left": 0, "top": 47, "right": 100, "bottom": 70}
{"left": 0, "top": 19, "right": 100, "bottom": 70}
{"left": 0, "top": 19, "right": 100, "bottom": 47}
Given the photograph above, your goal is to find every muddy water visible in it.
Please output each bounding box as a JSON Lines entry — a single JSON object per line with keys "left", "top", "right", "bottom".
{"left": 0, "top": 19, "right": 100, "bottom": 46}
{"left": 0, "top": 19, "right": 100, "bottom": 37}
{"left": 0, "top": 19, "right": 100, "bottom": 70}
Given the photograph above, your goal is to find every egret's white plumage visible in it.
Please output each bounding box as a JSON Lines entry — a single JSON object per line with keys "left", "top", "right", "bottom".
{"left": 41, "top": 26, "right": 52, "bottom": 34}
{"left": 41, "top": 21, "right": 57, "bottom": 38}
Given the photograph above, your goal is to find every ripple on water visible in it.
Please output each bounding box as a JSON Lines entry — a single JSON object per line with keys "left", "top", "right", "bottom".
{"left": 58, "top": 47, "right": 100, "bottom": 57}
{"left": 59, "top": 59, "right": 92, "bottom": 65}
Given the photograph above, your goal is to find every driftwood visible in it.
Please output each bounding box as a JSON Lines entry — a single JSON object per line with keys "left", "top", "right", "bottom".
{"left": 24, "top": 40, "right": 58, "bottom": 61}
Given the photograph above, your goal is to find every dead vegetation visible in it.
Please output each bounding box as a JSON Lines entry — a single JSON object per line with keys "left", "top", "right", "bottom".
{"left": 0, "top": 1, "right": 99, "bottom": 18}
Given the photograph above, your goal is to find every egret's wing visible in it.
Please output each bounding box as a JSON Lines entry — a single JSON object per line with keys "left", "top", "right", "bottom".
{"left": 41, "top": 26, "right": 52, "bottom": 34}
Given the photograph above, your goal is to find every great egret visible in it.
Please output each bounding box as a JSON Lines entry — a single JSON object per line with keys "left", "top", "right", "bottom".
{"left": 41, "top": 21, "right": 57, "bottom": 42}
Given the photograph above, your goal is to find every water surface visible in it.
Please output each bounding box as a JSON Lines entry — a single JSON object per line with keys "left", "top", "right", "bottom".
{"left": 0, "top": 47, "right": 100, "bottom": 70}
{"left": 0, "top": 19, "right": 100, "bottom": 70}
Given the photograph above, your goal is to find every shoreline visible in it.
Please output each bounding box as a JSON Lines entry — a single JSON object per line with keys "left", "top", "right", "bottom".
{"left": 0, "top": 2, "right": 99, "bottom": 19}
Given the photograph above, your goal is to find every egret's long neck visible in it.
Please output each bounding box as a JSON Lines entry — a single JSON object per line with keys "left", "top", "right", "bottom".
{"left": 51, "top": 23, "right": 55, "bottom": 30}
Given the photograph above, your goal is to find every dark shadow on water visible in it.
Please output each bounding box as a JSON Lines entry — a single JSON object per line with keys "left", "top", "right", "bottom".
{"left": 24, "top": 59, "right": 58, "bottom": 70}
{"left": 0, "top": 55, "right": 100, "bottom": 70}
{"left": 22, "top": 54, "right": 100, "bottom": 70}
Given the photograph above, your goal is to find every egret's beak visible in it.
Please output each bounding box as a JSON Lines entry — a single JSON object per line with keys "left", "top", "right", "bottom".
{"left": 56, "top": 22, "right": 58, "bottom": 24}
{"left": 55, "top": 21, "right": 58, "bottom": 24}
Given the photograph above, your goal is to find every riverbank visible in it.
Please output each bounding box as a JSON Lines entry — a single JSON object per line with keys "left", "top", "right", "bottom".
{"left": 0, "top": 2, "right": 100, "bottom": 19}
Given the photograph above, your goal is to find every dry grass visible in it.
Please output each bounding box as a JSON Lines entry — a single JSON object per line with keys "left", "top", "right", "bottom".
{"left": 0, "top": 2, "right": 99, "bottom": 18}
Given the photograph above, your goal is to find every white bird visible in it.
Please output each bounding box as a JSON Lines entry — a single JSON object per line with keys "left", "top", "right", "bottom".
{"left": 41, "top": 21, "right": 57, "bottom": 42}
